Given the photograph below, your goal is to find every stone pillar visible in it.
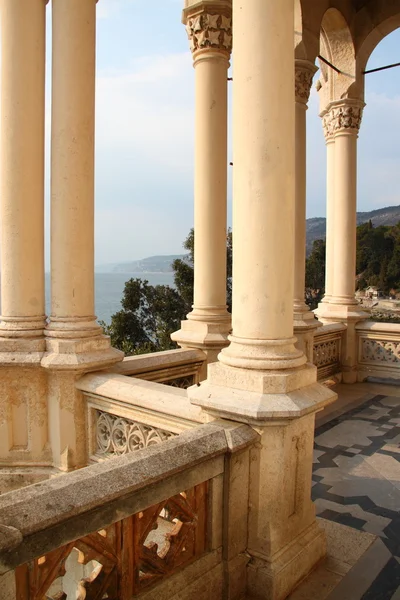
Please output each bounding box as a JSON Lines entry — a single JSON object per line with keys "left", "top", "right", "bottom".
{"left": 315, "top": 100, "right": 368, "bottom": 381}
{"left": 319, "top": 121, "right": 336, "bottom": 308}
{"left": 171, "top": 2, "right": 232, "bottom": 365}
{"left": 0, "top": 0, "right": 47, "bottom": 348}
{"left": 189, "top": 0, "right": 336, "bottom": 598}
{"left": 42, "top": 0, "right": 122, "bottom": 470}
{"left": 293, "top": 60, "right": 320, "bottom": 361}
{"left": 0, "top": 0, "right": 51, "bottom": 471}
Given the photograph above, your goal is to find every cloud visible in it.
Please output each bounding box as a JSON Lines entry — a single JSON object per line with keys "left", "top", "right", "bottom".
{"left": 96, "top": 52, "right": 194, "bottom": 172}
{"left": 93, "top": 52, "right": 196, "bottom": 263}
{"left": 358, "top": 91, "right": 400, "bottom": 210}
{"left": 97, "top": 0, "right": 135, "bottom": 20}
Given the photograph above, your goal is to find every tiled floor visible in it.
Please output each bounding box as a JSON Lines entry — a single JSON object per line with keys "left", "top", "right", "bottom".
{"left": 312, "top": 385, "right": 400, "bottom": 599}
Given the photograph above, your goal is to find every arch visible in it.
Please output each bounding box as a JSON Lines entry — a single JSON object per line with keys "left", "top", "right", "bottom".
{"left": 318, "top": 8, "right": 356, "bottom": 106}
{"left": 355, "top": 1, "right": 400, "bottom": 99}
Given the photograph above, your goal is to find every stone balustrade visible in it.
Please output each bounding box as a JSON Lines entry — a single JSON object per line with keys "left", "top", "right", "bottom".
{"left": 110, "top": 348, "right": 207, "bottom": 387}
{"left": 357, "top": 321, "right": 400, "bottom": 381}
{"left": 0, "top": 422, "right": 258, "bottom": 600}
{"left": 77, "top": 371, "right": 208, "bottom": 462}
{"left": 313, "top": 323, "right": 346, "bottom": 381}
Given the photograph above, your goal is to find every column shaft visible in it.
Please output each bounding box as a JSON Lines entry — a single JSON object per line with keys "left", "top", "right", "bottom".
{"left": 332, "top": 131, "right": 358, "bottom": 303}
{"left": 293, "top": 100, "right": 308, "bottom": 315}
{"left": 219, "top": 0, "right": 305, "bottom": 370}
{"left": 232, "top": 0, "right": 294, "bottom": 341}
{"left": 49, "top": 0, "right": 98, "bottom": 334}
{"left": 324, "top": 137, "right": 336, "bottom": 302}
{"left": 0, "top": 0, "right": 47, "bottom": 336}
{"left": 293, "top": 62, "right": 319, "bottom": 360}
{"left": 192, "top": 53, "right": 229, "bottom": 316}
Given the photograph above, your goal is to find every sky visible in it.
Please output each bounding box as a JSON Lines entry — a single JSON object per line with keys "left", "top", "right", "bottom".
{"left": 41, "top": 1, "right": 400, "bottom": 265}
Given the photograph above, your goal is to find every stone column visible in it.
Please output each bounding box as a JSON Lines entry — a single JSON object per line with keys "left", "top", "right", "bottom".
{"left": 0, "top": 0, "right": 50, "bottom": 472}
{"left": 331, "top": 101, "right": 363, "bottom": 308}
{"left": 293, "top": 60, "right": 319, "bottom": 361}
{"left": 319, "top": 117, "right": 336, "bottom": 309}
{"left": 171, "top": 2, "right": 232, "bottom": 366}
{"left": 42, "top": 0, "right": 122, "bottom": 470}
{"left": 189, "top": 0, "right": 336, "bottom": 598}
{"left": 0, "top": 0, "right": 47, "bottom": 347}
{"left": 315, "top": 100, "right": 368, "bottom": 381}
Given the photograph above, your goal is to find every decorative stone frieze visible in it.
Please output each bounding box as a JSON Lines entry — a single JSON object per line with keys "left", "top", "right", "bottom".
{"left": 295, "top": 62, "right": 317, "bottom": 104}
{"left": 185, "top": 12, "right": 232, "bottom": 54}
{"left": 361, "top": 338, "right": 400, "bottom": 364}
{"left": 96, "top": 411, "right": 176, "bottom": 457}
{"left": 322, "top": 101, "right": 364, "bottom": 139}
{"left": 314, "top": 339, "right": 341, "bottom": 369}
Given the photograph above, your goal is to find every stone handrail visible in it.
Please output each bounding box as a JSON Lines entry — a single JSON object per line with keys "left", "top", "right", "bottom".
{"left": 356, "top": 321, "right": 400, "bottom": 381}
{"left": 110, "top": 348, "right": 207, "bottom": 387}
{"left": 313, "top": 323, "right": 345, "bottom": 381}
{"left": 0, "top": 421, "right": 257, "bottom": 577}
{"left": 77, "top": 371, "right": 209, "bottom": 460}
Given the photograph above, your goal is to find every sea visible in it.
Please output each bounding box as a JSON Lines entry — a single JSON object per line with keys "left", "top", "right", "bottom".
{"left": 44, "top": 272, "right": 175, "bottom": 326}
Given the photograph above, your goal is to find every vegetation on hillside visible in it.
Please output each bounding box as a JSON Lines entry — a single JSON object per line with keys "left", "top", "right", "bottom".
{"left": 102, "top": 222, "right": 400, "bottom": 354}
{"left": 101, "top": 229, "right": 232, "bottom": 356}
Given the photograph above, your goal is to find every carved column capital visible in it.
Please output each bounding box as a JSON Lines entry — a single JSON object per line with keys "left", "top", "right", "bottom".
{"left": 321, "top": 99, "right": 365, "bottom": 140}
{"left": 295, "top": 60, "right": 318, "bottom": 105}
{"left": 183, "top": 6, "right": 232, "bottom": 57}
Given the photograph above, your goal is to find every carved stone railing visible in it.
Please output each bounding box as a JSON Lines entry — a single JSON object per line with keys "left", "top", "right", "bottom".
{"left": 76, "top": 372, "right": 208, "bottom": 461}
{"left": 313, "top": 324, "right": 345, "bottom": 381}
{"left": 357, "top": 321, "right": 400, "bottom": 381}
{"left": 0, "top": 422, "right": 257, "bottom": 600}
{"left": 110, "top": 348, "right": 207, "bottom": 388}
{"left": 96, "top": 410, "right": 176, "bottom": 458}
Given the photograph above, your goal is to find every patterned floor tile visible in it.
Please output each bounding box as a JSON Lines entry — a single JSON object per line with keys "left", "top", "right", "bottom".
{"left": 313, "top": 394, "right": 400, "bottom": 598}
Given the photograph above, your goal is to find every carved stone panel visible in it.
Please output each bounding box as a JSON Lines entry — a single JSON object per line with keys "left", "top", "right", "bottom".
{"left": 96, "top": 411, "right": 176, "bottom": 458}
{"left": 15, "top": 483, "right": 208, "bottom": 599}
{"left": 314, "top": 336, "right": 341, "bottom": 380}
{"left": 361, "top": 338, "right": 400, "bottom": 364}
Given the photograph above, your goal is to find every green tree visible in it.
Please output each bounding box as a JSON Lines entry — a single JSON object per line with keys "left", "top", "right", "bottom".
{"left": 172, "top": 228, "right": 233, "bottom": 313}
{"left": 102, "top": 228, "right": 233, "bottom": 355}
{"left": 356, "top": 223, "right": 394, "bottom": 294}
{"left": 305, "top": 239, "right": 326, "bottom": 310}
{"left": 100, "top": 279, "right": 186, "bottom": 356}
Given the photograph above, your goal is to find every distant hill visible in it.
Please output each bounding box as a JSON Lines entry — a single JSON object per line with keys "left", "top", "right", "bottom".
{"left": 96, "top": 255, "right": 185, "bottom": 274}
{"left": 95, "top": 205, "right": 400, "bottom": 272}
{"left": 306, "top": 205, "right": 400, "bottom": 255}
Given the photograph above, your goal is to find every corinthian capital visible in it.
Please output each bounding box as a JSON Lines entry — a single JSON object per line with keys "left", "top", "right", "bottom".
{"left": 321, "top": 99, "right": 365, "bottom": 140}
{"left": 184, "top": 5, "right": 232, "bottom": 55}
{"left": 295, "top": 60, "right": 318, "bottom": 104}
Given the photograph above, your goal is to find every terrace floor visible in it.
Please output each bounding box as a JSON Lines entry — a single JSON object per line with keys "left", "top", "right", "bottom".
{"left": 289, "top": 382, "right": 400, "bottom": 600}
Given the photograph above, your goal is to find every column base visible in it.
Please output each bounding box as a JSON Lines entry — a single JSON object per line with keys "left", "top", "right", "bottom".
{"left": 189, "top": 361, "right": 336, "bottom": 424}
{"left": 219, "top": 335, "right": 307, "bottom": 372}
{"left": 41, "top": 335, "right": 123, "bottom": 372}
{"left": 247, "top": 521, "right": 326, "bottom": 600}
{"left": 171, "top": 315, "right": 231, "bottom": 364}
{"left": 315, "top": 300, "right": 369, "bottom": 324}
{"left": 0, "top": 315, "right": 46, "bottom": 338}
{"left": 0, "top": 337, "right": 45, "bottom": 366}
{"left": 293, "top": 304, "right": 321, "bottom": 329}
